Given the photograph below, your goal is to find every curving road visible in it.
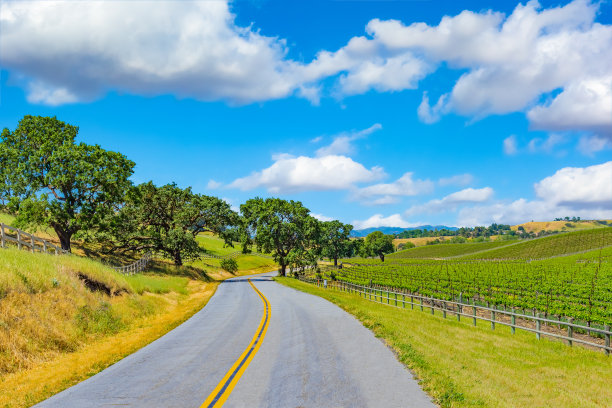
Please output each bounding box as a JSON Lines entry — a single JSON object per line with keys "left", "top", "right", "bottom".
{"left": 35, "top": 272, "right": 434, "bottom": 408}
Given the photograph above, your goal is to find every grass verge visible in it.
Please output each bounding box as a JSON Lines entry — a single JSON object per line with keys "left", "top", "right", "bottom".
{"left": 276, "top": 278, "right": 612, "bottom": 408}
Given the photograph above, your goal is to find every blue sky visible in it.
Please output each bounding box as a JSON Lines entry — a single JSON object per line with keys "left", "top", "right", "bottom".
{"left": 1, "top": 0, "right": 611, "bottom": 228}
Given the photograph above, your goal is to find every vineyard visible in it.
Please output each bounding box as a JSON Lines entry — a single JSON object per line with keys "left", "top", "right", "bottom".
{"left": 461, "top": 228, "right": 612, "bottom": 260}
{"left": 323, "top": 227, "right": 612, "bottom": 328}
{"left": 388, "top": 240, "right": 515, "bottom": 259}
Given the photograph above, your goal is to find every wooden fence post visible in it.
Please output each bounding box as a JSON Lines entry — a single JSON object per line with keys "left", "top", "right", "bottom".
{"left": 1, "top": 223, "right": 5, "bottom": 248}
{"left": 431, "top": 297, "right": 435, "bottom": 315}
{"left": 17, "top": 230, "right": 21, "bottom": 250}
{"left": 443, "top": 301, "right": 447, "bottom": 318}
{"left": 402, "top": 293, "right": 405, "bottom": 308}
{"left": 472, "top": 299, "right": 477, "bottom": 326}
{"left": 605, "top": 325, "right": 610, "bottom": 356}
{"left": 491, "top": 307, "right": 496, "bottom": 330}
{"left": 31, "top": 236, "right": 35, "bottom": 253}
{"left": 457, "top": 293, "right": 462, "bottom": 322}
{"left": 511, "top": 307, "right": 516, "bottom": 334}
{"left": 536, "top": 314, "right": 541, "bottom": 340}
{"left": 420, "top": 296, "right": 423, "bottom": 311}
{"left": 567, "top": 318, "right": 573, "bottom": 347}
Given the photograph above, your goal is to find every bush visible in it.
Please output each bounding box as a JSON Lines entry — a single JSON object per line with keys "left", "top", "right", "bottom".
{"left": 220, "top": 258, "right": 238, "bottom": 274}
{"left": 397, "top": 242, "right": 416, "bottom": 251}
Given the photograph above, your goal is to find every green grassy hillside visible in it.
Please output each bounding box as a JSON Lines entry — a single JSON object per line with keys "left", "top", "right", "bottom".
{"left": 388, "top": 240, "right": 515, "bottom": 259}
{"left": 0, "top": 247, "right": 194, "bottom": 376}
{"left": 461, "top": 227, "right": 612, "bottom": 260}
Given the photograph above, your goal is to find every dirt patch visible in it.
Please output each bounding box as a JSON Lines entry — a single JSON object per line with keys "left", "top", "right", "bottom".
{"left": 77, "top": 273, "right": 125, "bottom": 296}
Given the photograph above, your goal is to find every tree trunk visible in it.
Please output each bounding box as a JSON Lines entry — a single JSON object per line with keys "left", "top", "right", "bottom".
{"left": 54, "top": 227, "right": 73, "bottom": 252}
{"left": 379, "top": 253, "right": 385, "bottom": 262}
{"left": 173, "top": 251, "right": 183, "bottom": 266}
{"left": 334, "top": 257, "right": 338, "bottom": 267}
{"left": 279, "top": 264, "right": 287, "bottom": 277}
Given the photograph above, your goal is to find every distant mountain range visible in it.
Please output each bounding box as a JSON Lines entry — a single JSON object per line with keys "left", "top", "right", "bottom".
{"left": 350, "top": 225, "right": 459, "bottom": 238}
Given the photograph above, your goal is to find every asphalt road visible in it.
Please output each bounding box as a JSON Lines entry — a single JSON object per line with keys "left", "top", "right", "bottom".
{"left": 35, "top": 272, "right": 434, "bottom": 408}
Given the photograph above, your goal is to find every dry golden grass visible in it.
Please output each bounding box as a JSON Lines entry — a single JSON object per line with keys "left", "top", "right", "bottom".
{"left": 511, "top": 220, "right": 609, "bottom": 233}
{"left": 0, "top": 281, "right": 217, "bottom": 407}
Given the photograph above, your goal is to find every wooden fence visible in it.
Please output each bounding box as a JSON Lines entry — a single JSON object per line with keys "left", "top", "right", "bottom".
{"left": 0, "top": 223, "right": 69, "bottom": 255}
{"left": 299, "top": 276, "right": 612, "bottom": 355}
{"left": 111, "top": 252, "right": 152, "bottom": 275}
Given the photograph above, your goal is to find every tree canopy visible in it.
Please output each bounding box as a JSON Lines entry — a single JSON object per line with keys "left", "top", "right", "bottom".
{"left": 0, "top": 116, "right": 134, "bottom": 251}
{"left": 241, "top": 197, "right": 320, "bottom": 276}
{"left": 103, "top": 182, "right": 239, "bottom": 266}
{"left": 320, "top": 220, "right": 353, "bottom": 266}
{"left": 364, "top": 231, "right": 395, "bottom": 262}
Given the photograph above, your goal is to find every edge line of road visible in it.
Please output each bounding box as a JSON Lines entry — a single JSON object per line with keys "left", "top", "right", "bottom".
{"left": 200, "top": 278, "right": 271, "bottom": 408}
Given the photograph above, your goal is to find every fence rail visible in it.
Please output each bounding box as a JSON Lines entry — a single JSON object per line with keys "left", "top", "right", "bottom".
{"left": 0, "top": 223, "right": 69, "bottom": 255}
{"left": 299, "top": 276, "right": 611, "bottom": 355}
{"left": 111, "top": 252, "right": 152, "bottom": 275}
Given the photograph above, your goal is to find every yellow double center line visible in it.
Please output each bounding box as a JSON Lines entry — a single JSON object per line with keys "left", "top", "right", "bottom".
{"left": 200, "top": 278, "right": 271, "bottom": 408}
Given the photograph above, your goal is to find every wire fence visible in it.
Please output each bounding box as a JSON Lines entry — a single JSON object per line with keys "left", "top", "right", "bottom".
{"left": 298, "top": 276, "right": 611, "bottom": 356}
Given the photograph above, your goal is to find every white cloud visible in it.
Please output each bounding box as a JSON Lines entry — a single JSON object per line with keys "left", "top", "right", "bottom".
{"left": 311, "top": 213, "right": 334, "bottom": 222}
{"left": 534, "top": 161, "right": 612, "bottom": 209}
{"left": 417, "top": 92, "right": 449, "bottom": 124}
{"left": 352, "top": 213, "right": 419, "bottom": 230}
{"left": 207, "top": 180, "right": 222, "bottom": 189}
{"left": 406, "top": 187, "right": 494, "bottom": 216}
{"left": 438, "top": 173, "right": 473, "bottom": 187}
{"left": 578, "top": 135, "right": 612, "bottom": 156}
{"left": 457, "top": 161, "right": 612, "bottom": 226}
{"left": 228, "top": 154, "right": 385, "bottom": 193}
{"left": 0, "top": 0, "right": 303, "bottom": 105}
{"left": 314, "top": 0, "right": 612, "bottom": 136}
{"left": 354, "top": 172, "right": 434, "bottom": 201}
{"left": 527, "top": 133, "right": 567, "bottom": 154}
{"left": 316, "top": 123, "right": 382, "bottom": 157}
{"left": 503, "top": 135, "right": 519, "bottom": 155}
{"left": 4, "top": 0, "right": 611, "bottom": 142}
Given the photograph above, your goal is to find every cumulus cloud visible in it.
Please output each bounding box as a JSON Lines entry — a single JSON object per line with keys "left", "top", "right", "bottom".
{"left": 228, "top": 154, "right": 385, "bottom": 193}
{"left": 4, "top": 0, "right": 610, "bottom": 141}
{"left": 457, "top": 162, "right": 612, "bottom": 226}
{"left": 534, "top": 161, "right": 612, "bottom": 209}
{"left": 311, "top": 213, "right": 334, "bottom": 222}
{"left": 438, "top": 173, "right": 474, "bottom": 187}
{"left": 316, "top": 123, "right": 382, "bottom": 157}
{"left": 353, "top": 172, "right": 434, "bottom": 203}
{"left": 352, "top": 214, "right": 419, "bottom": 230}
{"left": 406, "top": 187, "right": 494, "bottom": 216}
{"left": 316, "top": 0, "right": 612, "bottom": 136}
{"left": 0, "top": 0, "right": 303, "bottom": 105}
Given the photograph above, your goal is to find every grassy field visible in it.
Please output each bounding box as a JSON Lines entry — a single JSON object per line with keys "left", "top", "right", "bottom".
{"left": 277, "top": 278, "right": 612, "bottom": 408}
{"left": 388, "top": 241, "right": 516, "bottom": 259}
{"left": 461, "top": 227, "right": 612, "bottom": 260}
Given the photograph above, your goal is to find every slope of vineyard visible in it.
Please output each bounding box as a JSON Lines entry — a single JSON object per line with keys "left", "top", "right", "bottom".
{"left": 461, "top": 227, "right": 612, "bottom": 260}
{"left": 388, "top": 240, "right": 516, "bottom": 259}
{"left": 326, "top": 259, "right": 612, "bottom": 326}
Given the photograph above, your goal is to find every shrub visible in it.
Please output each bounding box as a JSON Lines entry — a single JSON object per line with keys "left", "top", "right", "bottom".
{"left": 220, "top": 258, "right": 238, "bottom": 274}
